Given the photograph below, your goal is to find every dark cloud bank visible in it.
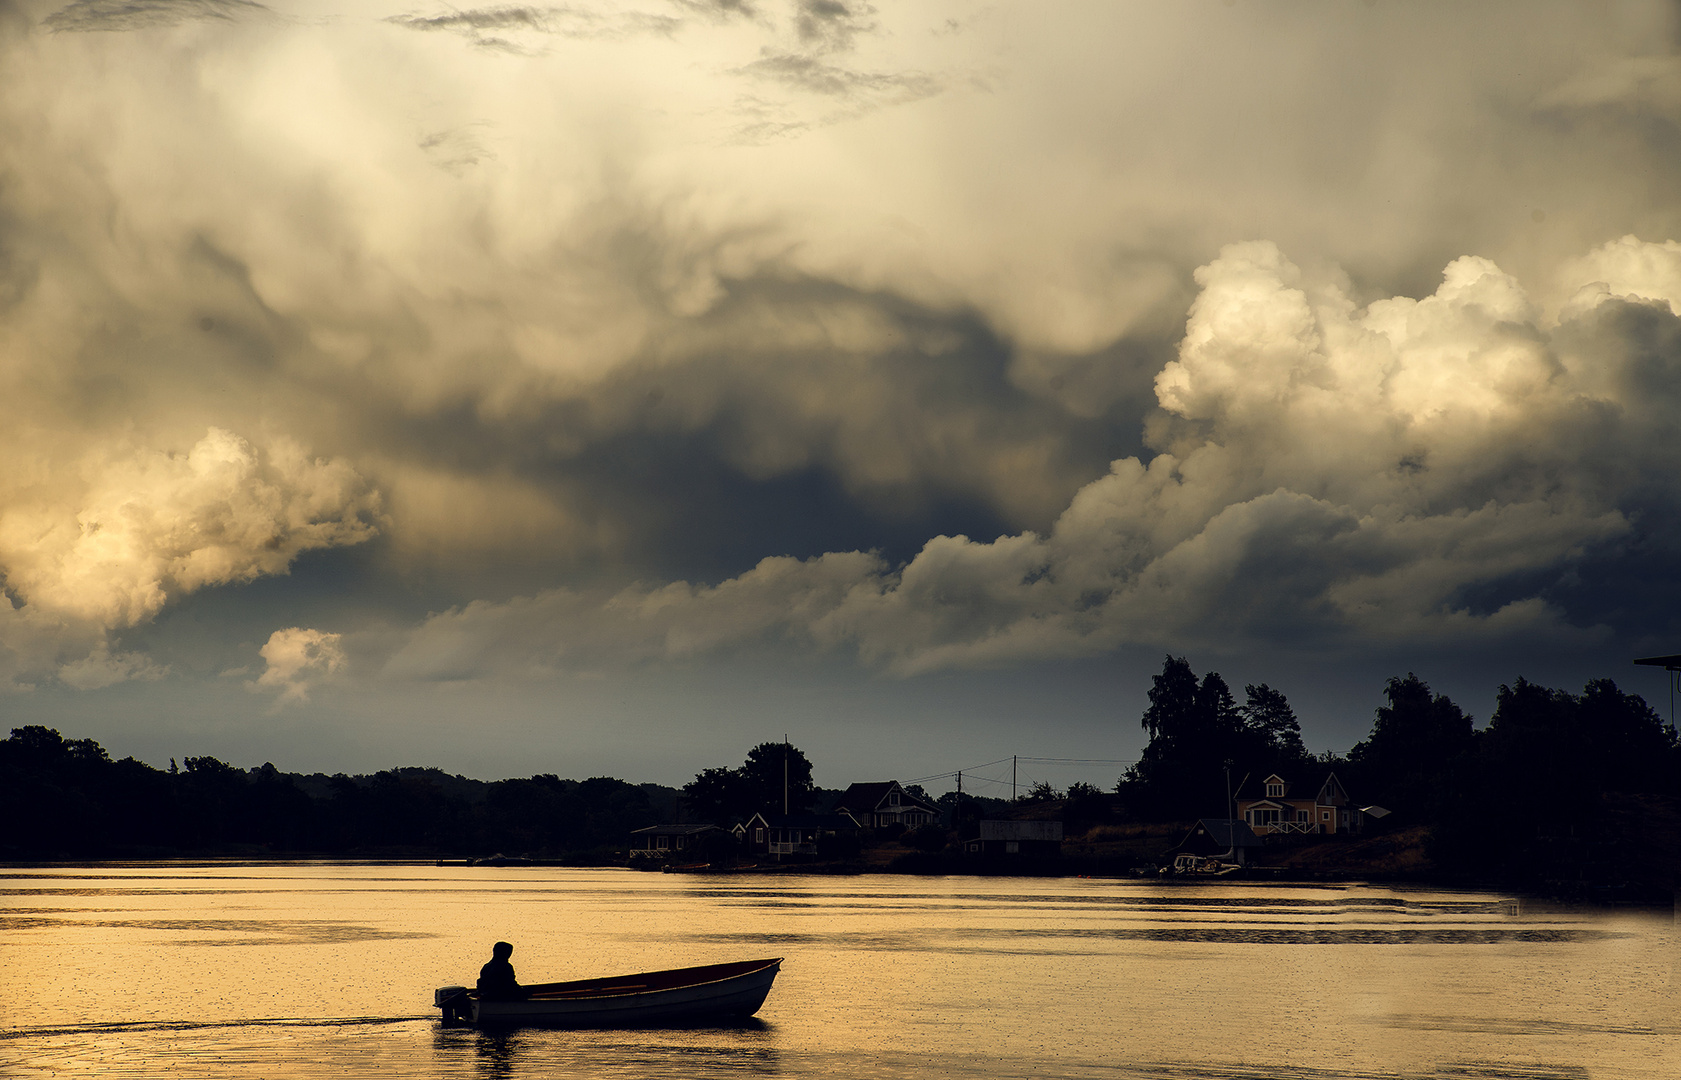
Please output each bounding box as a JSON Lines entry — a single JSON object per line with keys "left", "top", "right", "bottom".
{"left": 2, "top": 0, "right": 1680, "bottom": 777}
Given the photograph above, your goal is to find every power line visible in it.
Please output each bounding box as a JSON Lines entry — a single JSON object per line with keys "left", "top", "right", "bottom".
{"left": 907, "top": 753, "right": 1136, "bottom": 798}
{"left": 906, "top": 756, "right": 1012, "bottom": 785}
{"left": 909, "top": 755, "right": 1132, "bottom": 780}
{"left": 951, "top": 773, "right": 1014, "bottom": 789}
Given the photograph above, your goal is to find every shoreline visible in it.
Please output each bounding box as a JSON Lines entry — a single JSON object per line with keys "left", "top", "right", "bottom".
{"left": 5, "top": 852, "right": 1676, "bottom": 908}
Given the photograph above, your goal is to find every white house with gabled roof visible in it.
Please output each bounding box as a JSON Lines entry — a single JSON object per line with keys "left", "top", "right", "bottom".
{"left": 832, "top": 780, "right": 939, "bottom": 829}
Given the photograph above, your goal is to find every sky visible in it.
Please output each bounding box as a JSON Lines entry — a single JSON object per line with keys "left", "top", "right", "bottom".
{"left": 3, "top": 0, "right": 1681, "bottom": 794}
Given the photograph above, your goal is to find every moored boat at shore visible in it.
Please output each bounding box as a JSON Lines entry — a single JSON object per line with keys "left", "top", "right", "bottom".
{"left": 434, "top": 957, "right": 783, "bottom": 1028}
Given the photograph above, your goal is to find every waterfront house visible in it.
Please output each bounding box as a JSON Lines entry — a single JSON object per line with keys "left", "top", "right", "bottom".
{"left": 1167, "top": 818, "right": 1263, "bottom": 865}
{"left": 628, "top": 823, "right": 730, "bottom": 860}
{"left": 742, "top": 811, "right": 861, "bottom": 861}
{"left": 833, "top": 780, "right": 940, "bottom": 829}
{"left": 963, "top": 819, "right": 1063, "bottom": 856}
{"left": 1234, "top": 773, "right": 1361, "bottom": 837}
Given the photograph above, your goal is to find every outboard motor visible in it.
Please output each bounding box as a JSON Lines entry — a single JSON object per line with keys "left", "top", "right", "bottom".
{"left": 434, "top": 986, "right": 471, "bottom": 1025}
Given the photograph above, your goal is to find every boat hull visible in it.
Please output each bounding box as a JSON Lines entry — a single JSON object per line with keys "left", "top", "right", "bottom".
{"left": 440, "top": 957, "right": 782, "bottom": 1028}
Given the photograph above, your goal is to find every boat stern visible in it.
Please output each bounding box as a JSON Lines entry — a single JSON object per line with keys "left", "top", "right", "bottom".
{"left": 434, "top": 985, "right": 472, "bottom": 1026}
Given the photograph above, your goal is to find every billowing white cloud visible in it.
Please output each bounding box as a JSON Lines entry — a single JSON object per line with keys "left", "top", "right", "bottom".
{"left": 382, "top": 239, "right": 1678, "bottom": 677}
{"left": 252, "top": 625, "right": 346, "bottom": 701}
{"left": 1562, "top": 235, "right": 1681, "bottom": 318}
{"left": 6, "top": 0, "right": 1677, "bottom": 545}
{"left": 4, "top": 0, "right": 1681, "bottom": 717}
{"left": 0, "top": 428, "right": 379, "bottom": 686}
{"left": 0, "top": 427, "right": 379, "bottom": 628}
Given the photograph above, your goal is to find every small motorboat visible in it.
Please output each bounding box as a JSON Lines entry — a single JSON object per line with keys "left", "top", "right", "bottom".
{"left": 434, "top": 957, "right": 783, "bottom": 1028}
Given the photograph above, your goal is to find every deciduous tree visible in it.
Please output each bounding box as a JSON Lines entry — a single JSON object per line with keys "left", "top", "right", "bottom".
{"left": 681, "top": 741, "right": 817, "bottom": 824}
{"left": 1346, "top": 673, "right": 1474, "bottom": 808}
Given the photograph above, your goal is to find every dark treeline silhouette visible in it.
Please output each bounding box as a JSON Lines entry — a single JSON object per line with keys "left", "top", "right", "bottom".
{"left": 1428, "top": 677, "right": 1681, "bottom": 894}
{"left": 680, "top": 741, "right": 817, "bottom": 823}
{"left": 1117, "top": 656, "right": 1681, "bottom": 897}
{"left": 7, "top": 659, "right": 1678, "bottom": 897}
{"left": 0, "top": 726, "right": 681, "bottom": 860}
{"left": 1120, "top": 656, "right": 1317, "bottom": 819}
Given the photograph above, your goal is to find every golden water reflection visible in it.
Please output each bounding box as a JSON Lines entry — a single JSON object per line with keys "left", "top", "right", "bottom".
{"left": 2, "top": 864, "right": 1675, "bottom": 1079}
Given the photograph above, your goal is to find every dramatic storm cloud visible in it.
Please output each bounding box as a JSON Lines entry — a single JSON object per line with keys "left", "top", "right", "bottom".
{"left": 387, "top": 240, "right": 1681, "bottom": 675}
{"left": 2, "top": 0, "right": 1679, "bottom": 778}
{"left": 0, "top": 428, "right": 377, "bottom": 689}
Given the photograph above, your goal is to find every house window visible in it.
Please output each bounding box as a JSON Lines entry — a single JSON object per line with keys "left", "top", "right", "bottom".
{"left": 656, "top": 836, "right": 669, "bottom": 850}
{"left": 1322, "top": 810, "right": 1330, "bottom": 821}
{"left": 754, "top": 828, "right": 765, "bottom": 844}
{"left": 1266, "top": 782, "right": 1285, "bottom": 798}
{"left": 1297, "top": 810, "right": 1309, "bottom": 821}
{"left": 889, "top": 792, "right": 900, "bottom": 806}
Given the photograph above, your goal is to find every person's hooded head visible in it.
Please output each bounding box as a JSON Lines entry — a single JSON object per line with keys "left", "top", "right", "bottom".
{"left": 492, "top": 941, "right": 513, "bottom": 960}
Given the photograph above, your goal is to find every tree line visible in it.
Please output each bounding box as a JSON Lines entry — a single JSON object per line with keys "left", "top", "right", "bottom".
{"left": 6, "top": 660, "right": 1677, "bottom": 895}
{"left": 1114, "top": 656, "right": 1681, "bottom": 894}
{"left": 679, "top": 741, "right": 819, "bottom": 823}
{"left": 0, "top": 731, "right": 839, "bottom": 861}
{"left": 0, "top": 727, "right": 681, "bottom": 860}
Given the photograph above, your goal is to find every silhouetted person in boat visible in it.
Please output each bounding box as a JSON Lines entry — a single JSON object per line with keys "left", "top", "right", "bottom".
{"left": 478, "top": 941, "right": 529, "bottom": 1001}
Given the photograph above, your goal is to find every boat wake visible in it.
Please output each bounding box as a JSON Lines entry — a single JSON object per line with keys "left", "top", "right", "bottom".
{"left": 0, "top": 1015, "right": 432, "bottom": 1040}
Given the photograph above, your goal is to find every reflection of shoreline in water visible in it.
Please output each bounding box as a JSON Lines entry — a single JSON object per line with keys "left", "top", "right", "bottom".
{"left": 690, "top": 926, "right": 1624, "bottom": 947}
{"left": 10, "top": 866, "right": 1675, "bottom": 1080}
{"left": 430, "top": 1022, "right": 782, "bottom": 1080}
{"left": 0, "top": 914, "right": 438, "bottom": 945}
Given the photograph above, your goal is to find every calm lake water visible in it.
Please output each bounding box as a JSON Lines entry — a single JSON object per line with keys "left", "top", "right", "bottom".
{"left": 2, "top": 863, "right": 1676, "bottom": 1079}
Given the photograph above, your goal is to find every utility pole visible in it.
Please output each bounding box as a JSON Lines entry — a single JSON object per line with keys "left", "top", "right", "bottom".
{"left": 1013, "top": 756, "right": 1017, "bottom": 802}
{"left": 783, "top": 734, "right": 789, "bottom": 816}
{"left": 1633, "top": 654, "right": 1681, "bottom": 734}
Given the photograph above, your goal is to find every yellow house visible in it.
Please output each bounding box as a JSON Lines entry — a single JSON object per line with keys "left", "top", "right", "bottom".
{"left": 1234, "top": 772, "right": 1361, "bottom": 836}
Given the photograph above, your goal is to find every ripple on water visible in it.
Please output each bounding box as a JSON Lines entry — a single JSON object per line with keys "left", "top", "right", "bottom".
{"left": 3, "top": 866, "right": 1675, "bottom": 1080}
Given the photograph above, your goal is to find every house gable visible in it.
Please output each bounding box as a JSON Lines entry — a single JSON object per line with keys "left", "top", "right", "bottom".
{"left": 1235, "top": 771, "right": 1362, "bottom": 837}
{"left": 835, "top": 780, "right": 939, "bottom": 827}
{"left": 1169, "top": 818, "right": 1262, "bottom": 863}
{"left": 836, "top": 781, "right": 904, "bottom": 813}
{"left": 1316, "top": 773, "right": 1350, "bottom": 807}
